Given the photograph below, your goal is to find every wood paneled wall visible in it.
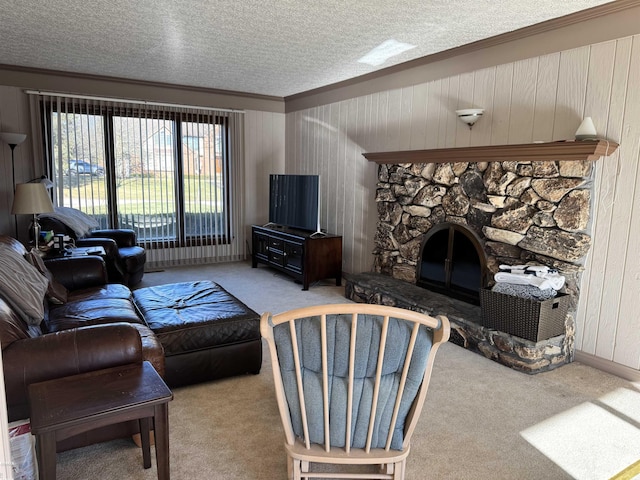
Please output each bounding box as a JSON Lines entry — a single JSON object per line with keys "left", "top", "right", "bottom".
{"left": 244, "top": 109, "right": 286, "bottom": 238}
{"left": 286, "top": 35, "right": 640, "bottom": 372}
{"left": 0, "top": 85, "right": 37, "bottom": 239}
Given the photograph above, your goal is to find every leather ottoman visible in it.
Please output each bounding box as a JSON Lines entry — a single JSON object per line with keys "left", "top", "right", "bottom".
{"left": 133, "top": 280, "right": 262, "bottom": 388}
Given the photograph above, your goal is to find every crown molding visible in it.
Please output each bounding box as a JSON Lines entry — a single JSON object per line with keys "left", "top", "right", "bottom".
{"left": 0, "top": 64, "right": 286, "bottom": 113}
{"left": 0, "top": 64, "right": 283, "bottom": 102}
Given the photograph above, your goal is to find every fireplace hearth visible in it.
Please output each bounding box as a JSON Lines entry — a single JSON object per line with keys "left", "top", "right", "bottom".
{"left": 367, "top": 155, "right": 601, "bottom": 371}
{"left": 345, "top": 272, "right": 573, "bottom": 374}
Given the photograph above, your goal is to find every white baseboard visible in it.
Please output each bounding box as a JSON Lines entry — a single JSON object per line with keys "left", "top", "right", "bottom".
{"left": 575, "top": 351, "right": 640, "bottom": 382}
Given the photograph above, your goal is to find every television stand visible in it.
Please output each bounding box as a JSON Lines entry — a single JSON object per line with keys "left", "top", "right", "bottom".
{"left": 251, "top": 225, "right": 342, "bottom": 290}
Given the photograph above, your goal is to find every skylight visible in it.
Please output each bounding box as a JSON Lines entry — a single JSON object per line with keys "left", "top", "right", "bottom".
{"left": 357, "top": 39, "right": 416, "bottom": 67}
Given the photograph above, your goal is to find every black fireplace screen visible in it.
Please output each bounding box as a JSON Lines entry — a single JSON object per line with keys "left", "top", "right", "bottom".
{"left": 418, "top": 223, "right": 486, "bottom": 305}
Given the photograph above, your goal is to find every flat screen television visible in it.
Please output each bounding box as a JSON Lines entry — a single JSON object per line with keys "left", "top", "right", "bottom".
{"left": 269, "top": 174, "right": 321, "bottom": 233}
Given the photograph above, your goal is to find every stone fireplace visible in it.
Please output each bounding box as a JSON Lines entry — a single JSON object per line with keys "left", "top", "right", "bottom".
{"left": 346, "top": 141, "right": 619, "bottom": 373}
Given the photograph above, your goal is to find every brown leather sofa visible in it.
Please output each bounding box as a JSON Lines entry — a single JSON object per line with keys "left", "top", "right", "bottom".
{"left": 0, "top": 235, "right": 163, "bottom": 451}
{"left": 0, "top": 234, "right": 262, "bottom": 452}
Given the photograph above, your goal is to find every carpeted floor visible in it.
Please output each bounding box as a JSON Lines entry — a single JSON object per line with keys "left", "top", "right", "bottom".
{"left": 54, "top": 261, "right": 640, "bottom": 480}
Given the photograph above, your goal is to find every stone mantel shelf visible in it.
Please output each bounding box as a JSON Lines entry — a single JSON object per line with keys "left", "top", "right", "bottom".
{"left": 363, "top": 139, "right": 619, "bottom": 165}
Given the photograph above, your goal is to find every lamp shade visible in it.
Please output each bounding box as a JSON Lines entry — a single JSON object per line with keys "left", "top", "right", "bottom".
{"left": 11, "top": 183, "right": 54, "bottom": 215}
{"left": 0, "top": 132, "right": 27, "bottom": 146}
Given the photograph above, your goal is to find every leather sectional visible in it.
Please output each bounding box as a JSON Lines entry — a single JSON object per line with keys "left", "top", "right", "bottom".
{"left": 0, "top": 235, "right": 261, "bottom": 451}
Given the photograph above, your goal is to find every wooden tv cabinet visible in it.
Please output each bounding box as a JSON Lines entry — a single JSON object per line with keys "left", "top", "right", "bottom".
{"left": 252, "top": 225, "right": 342, "bottom": 290}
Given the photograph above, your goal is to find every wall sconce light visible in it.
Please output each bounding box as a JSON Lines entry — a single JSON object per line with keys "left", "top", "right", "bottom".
{"left": 456, "top": 109, "right": 484, "bottom": 129}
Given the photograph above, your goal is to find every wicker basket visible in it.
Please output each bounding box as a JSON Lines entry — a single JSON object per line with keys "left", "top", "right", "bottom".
{"left": 480, "top": 288, "right": 569, "bottom": 342}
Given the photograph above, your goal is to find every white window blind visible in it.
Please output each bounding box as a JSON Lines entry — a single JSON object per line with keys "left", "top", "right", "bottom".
{"left": 29, "top": 92, "right": 246, "bottom": 267}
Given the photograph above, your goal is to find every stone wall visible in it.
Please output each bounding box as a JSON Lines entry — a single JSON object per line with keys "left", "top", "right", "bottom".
{"left": 374, "top": 159, "right": 595, "bottom": 313}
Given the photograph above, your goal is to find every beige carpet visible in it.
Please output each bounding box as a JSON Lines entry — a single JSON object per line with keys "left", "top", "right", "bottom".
{"left": 54, "top": 262, "right": 640, "bottom": 480}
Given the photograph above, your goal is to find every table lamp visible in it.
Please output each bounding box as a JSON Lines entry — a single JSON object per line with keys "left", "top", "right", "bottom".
{"left": 11, "top": 183, "right": 54, "bottom": 249}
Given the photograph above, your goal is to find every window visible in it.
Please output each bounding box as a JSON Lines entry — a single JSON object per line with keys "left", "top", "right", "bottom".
{"left": 45, "top": 101, "right": 231, "bottom": 248}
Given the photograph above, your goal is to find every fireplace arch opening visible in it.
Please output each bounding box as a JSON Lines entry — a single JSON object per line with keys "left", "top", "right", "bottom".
{"left": 417, "top": 223, "right": 488, "bottom": 305}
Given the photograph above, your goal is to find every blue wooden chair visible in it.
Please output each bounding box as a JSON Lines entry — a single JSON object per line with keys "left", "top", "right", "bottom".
{"left": 261, "top": 303, "right": 450, "bottom": 480}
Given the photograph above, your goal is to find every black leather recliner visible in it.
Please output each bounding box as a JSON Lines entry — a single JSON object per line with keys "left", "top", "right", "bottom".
{"left": 38, "top": 216, "right": 146, "bottom": 286}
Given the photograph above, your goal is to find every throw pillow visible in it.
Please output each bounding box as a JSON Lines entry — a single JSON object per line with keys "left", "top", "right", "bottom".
{"left": 0, "top": 244, "right": 49, "bottom": 325}
{"left": 24, "top": 249, "right": 68, "bottom": 304}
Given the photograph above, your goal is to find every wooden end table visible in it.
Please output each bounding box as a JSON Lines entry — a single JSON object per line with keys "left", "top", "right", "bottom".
{"left": 28, "top": 361, "right": 173, "bottom": 480}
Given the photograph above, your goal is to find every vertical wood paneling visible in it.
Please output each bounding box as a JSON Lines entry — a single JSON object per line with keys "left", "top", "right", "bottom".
{"left": 343, "top": 98, "right": 357, "bottom": 270}
{"left": 286, "top": 34, "right": 640, "bottom": 372}
{"left": 244, "top": 110, "right": 286, "bottom": 228}
{"left": 470, "top": 67, "right": 495, "bottom": 146}
{"left": 354, "top": 96, "right": 368, "bottom": 271}
{"left": 295, "top": 111, "right": 305, "bottom": 174}
{"left": 589, "top": 40, "right": 636, "bottom": 359}
{"left": 444, "top": 76, "right": 460, "bottom": 148}
{"left": 0, "top": 86, "right": 34, "bottom": 238}
{"left": 614, "top": 169, "right": 640, "bottom": 367}
{"left": 285, "top": 108, "right": 295, "bottom": 168}
{"left": 366, "top": 92, "right": 377, "bottom": 154}
{"left": 398, "top": 87, "right": 413, "bottom": 149}
{"left": 410, "top": 83, "right": 428, "bottom": 150}
{"left": 553, "top": 46, "right": 590, "bottom": 140}
{"left": 363, "top": 93, "right": 378, "bottom": 272}
{"left": 336, "top": 101, "right": 348, "bottom": 241}
{"left": 578, "top": 38, "right": 634, "bottom": 359}
{"left": 509, "top": 58, "right": 538, "bottom": 143}
{"left": 365, "top": 95, "right": 376, "bottom": 270}
{"left": 327, "top": 103, "right": 340, "bottom": 237}
{"left": 306, "top": 107, "right": 317, "bottom": 176}
{"left": 261, "top": 112, "right": 273, "bottom": 208}
{"left": 302, "top": 109, "right": 312, "bottom": 174}
{"left": 577, "top": 40, "right": 621, "bottom": 354}
{"left": 491, "top": 64, "right": 514, "bottom": 144}
{"left": 611, "top": 35, "right": 640, "bottom": 368}
{"left": 320, "top": 105, "right": 331, "bottom": 233}
{"left": 375, "top": 91, "right": 388, "bottom": 154}
{"left": 425, "top": 80, "right": 441, "bottom": 149}
{"left": 435, "top": 78, "right": 449, "bottom": 148}
{"left": 244, "top": 111, "right": 258, "bottom": 230}
{"left": 0, "top": 89, "right": 17, "bottom": 235}
{"left": 385, "top": 89, "right": 402, "bottom": 151}
{"left": 532, "top": 53, "right": 560, "bottom": 142}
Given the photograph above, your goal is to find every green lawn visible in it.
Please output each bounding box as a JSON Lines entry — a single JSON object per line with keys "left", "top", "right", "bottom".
{"left": 62, "top": 175, "right": 225, "bottom": 216}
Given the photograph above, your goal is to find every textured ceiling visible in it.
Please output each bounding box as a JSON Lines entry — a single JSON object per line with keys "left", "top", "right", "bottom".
{"left": 0, "top": 0, "right": 613, "bottom": 98}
